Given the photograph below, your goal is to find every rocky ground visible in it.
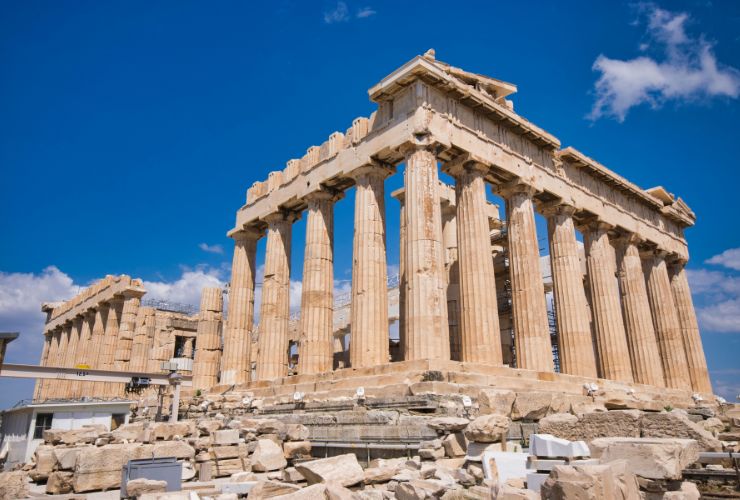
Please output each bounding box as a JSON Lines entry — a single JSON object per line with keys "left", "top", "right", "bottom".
{"left": 1, "top": 386, "right": 739, "bottom": 499}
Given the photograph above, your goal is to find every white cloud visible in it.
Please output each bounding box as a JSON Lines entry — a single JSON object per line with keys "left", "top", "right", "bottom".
{"left": 356, "top": 7, "right": 376, "bottom": 18}
{"left": 323, "top": 2, "right": 376, "bottom": 23}
{"left": 688, "top": 260, "right": 740, "bottom": 334}
{"left": 589, "top": 4, "right": 740, "bottom": 121}
{"left": 705, "top": 247, "right": 740, "bottom": 271}
{"left": 696, "top": 298, "right": 740, "bottom": 333}
{"left": 323, "top": 1, "right": 349, "bottom": 23}
{"left": 710, "top": 368, "right": 740, "bottom": 402}
{"left": 198, "top": 243, "right": 224, "bottom": 255}
{"left": 143, "top": 266, "right": 225, "bottom": 307}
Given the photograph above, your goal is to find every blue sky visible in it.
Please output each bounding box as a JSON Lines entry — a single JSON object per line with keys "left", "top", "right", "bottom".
{"left": 1, "top": 1, "right": 739, "bottom": 408}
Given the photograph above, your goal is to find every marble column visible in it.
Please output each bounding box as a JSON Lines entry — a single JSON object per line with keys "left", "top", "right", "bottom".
{"left": 60, "top": 317, "right": 83, "bottom": 398}
{"left": 404, "top": 147, "right": 450, "bottom": 361}
{"left": 192, "top": 287, "right": 224, "bottom": 390}
{"left": 113, "top": 292, "right": 143, "bottom": 395}
{"left": 644, "top": 250, "right": 691, "bottom": 390}
{"left": 614, "top": 235, "right": 665, "bottom": 387}
{"left": 350, "top": 165, "right": 392, "bottom": 368}
{"left": 441, "top": 199, "right": 461, "bottom": 361}
{"left": 221, "top": 229, "right": 260, "bottom": 385}
{"left": 583, "top": 222, "right": 633, "bottom": 382}
{"left": 392, "top": 189, "right": 407, "bottom": 362}
{"left": 544, "top": 204, "right": 597, "bottom": 378}
{"left": 71, "top": 312, "right": 95, "bottom": 398}
{"left": 298, "top": 190, "right": 340, "bottom": 375}
{"left": 449, "top": 161, "right": 502, "bottom": 365}
{"left": 129, "top": 307, "right": 156, "bottom": 372}
{"left": 33, "top": 333, "right": 52, "bottom": 400}
{"left": 44, "top": 328, "right": 62, "bottom": 399}
{"left": 256, "top": 211, "right": 295, "bottom": 380}
{"left": 669, "top": 259, "right": 712, "bottom": 393}
{"left": 51, "top": 324, "right": 71, "bottom": 398}
{"left": 100, "top": 299, "right": 123, "bottom": 396}
{"left": 500, "top": 182, "right": 553, "bottom": 371}
{"left": 89, "top": 306, "right": 108, "bottom": 393}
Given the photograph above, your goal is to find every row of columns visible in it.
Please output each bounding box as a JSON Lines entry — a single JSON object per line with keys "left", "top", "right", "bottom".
{"left": 226, "top": 149, "right": 711, "bottom": 394}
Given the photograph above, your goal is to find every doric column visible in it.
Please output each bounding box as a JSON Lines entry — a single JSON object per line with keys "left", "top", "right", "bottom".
{"left": 100, "top": 299, "right": 123, "bottom": 396}
{"left": 582, "top": 222, "right": 633, "bottom": 382}
{"left": 403, "top": 147, "right": 450, "bottom": 361}
{"left": 89, "top": 305, "right": 108, "bottom": 393}
{"left": 221, "top": 228, "right": 260, "bottom": 385}
{"left": 441, "top": 198, "right": 461, "bottom": 361}
{"left": 129, "top": 307, "right": 156, "bottom": 372}
{"left": 644, "top": 250, "right": 691, "bottom": 390}
{"left": 43, "top": 328, "right": 62, "bottom": 399}
{"left": 350, "top": 165, "right": 392, "bottom": 368}
{"left": 499, "top": 182, "right": 553, "bottom": 371}
{"left": 446, "top": 161, "right": 502, "bottom": 365}
{"left": 34, "top": 333, "right": 52, "bottom": 400}
{"left": 51, "top": 324, "right": 71, "bottom": 398}
{"left": 668, "top": 259, "right": 712, "bottom": 393}
{"left": 614, "top": 235, "right": 665, "bottom": 387}
{"left": 71, "top": 312, "right": 95, "bottom": 398}
{"left": 256, "top": 211, "right": 296, "bottom": 380}
{"left": 192, "top": 287, "right": 224, "bottom": 390}
{"left": 298, "top": 190, "right": 340, "bottom": 375}
{"left": 113, "top": 291, "right": 144, "bottom": 395}
{"left": 59, "top": 317, "right": 83, "bottom": 398}
{"left": 544, "top": 204, "right": 597, "bottom": 378}
{"left": 391, "top": 189, "right": 407, "bottom": 361}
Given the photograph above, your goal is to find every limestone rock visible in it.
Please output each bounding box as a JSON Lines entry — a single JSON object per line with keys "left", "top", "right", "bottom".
{"left": 699, "top": 417, "right": 725, "bottom": 436}
{"left": 395, "top": 479, "right": 448, "bottom": 499}
{"left": 464, "top": 414, "right": 511, "bottom": 443}
{"left": 248, "top": 480, "right": 301, "bottom": 499}
{"left": 296, "top": 453, "right": 364, "bottom": 487}
{"left": 271, "top": 483, "right": 326, "bottom": 499}
{"left": 30, "top": 445, "right": 54, "bottom": 481}
{"left": 428, "top": 417, "right": 470, "bottom": 432}
{"left": 257, "top": 419, "right": 286, "bottom": 435}
{"left": 593, "top": 437, "right": 700, "bottom": 479}
{"left": 511, "top": 392, "right": 553, "bottom": 420}
{"left": 663, "top": 481, "right": 701, "bottom": 500}
{"left": 197, "top": 418, "right": 224, "bottom": 435}
{"left": 213, "top": 428, "right": 240, "bottom": 445}
{"left": 53, "top": 446, "right": 88, "bottom": 470}
{"left": 538, "top": 410, "right": 641, "bottom": 442}
{"left": 496, "top": 484, "right": 539, "bottom": 499}
{"left": 285, "top": 424, "right": 310, "bottom": 441}
{"left": 44, "top": 424, "right": 105, "bottom": 445}
{"left": 126, "top": 478, "right": 168, "bottom": 497}
{"left": 252, "top": 439, "right": 288, "bottom": 472}
{"left": 442, "top": 432, "right": 467, "bottom": 457}
{"left": 540, "top": 460, "right": 639, "bottom": 499}
{"left": 0, "top": 471, "right": 29, "bottom": 500}
{"left": 46, "top": 471, "right": 74, "bottom": 495}
{"left": 478, "top": 388, "right": 516, "bottom": 415}
{"left": 284, "top": 440, "right": 312, "bottom": 459}
{"left": 641, "top": 411, "right": 722, "bottom": 451}
{"left": 530, "top": 434, "right": 589, "bottom": 458}
{"left": 110, "top": 422, "right": 146, "bottom": 442}
{"left": 325, "top": 481, "right": 356, "bottom": 500}
{"left": 151, "top": 421, "right": 193, "bottom": 440}
{"left": 364, "top": 464, "right": 402, "bottom": 484}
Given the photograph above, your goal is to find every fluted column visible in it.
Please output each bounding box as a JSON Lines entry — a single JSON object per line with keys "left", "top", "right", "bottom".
{"left": 350, "top": 165, "right": 392, "bottom": 368}
{"left": 404, "top": 147, "right": 450, "bottom": 361}
{"left": 256, "top": 211, "right": 295, "bottom": 380}
{"left": 298, "top": 190, "right": 340, "bottom": 375}
{"left": 544, "top": 204, "right": 597, "bottom": 378}
{"left": 499, "top": 182, "right": 553, "bottom": 371}
{"left": 192, "top": 287, "right": 224, "bottom": 390}
{"left": 113, "top": 292, "right": 144, "bottom": 395}
{"left": 447, "top": 161, "right": 502, "bottom": 365}
{"left": 614, "top": 235, "right": 665, "bottom": 387}
{"left": 441, "top": 199, "right": 461, "bottom": 361}
{"left": 221, "top": 229, "right": 260, "bottom": 385}
{"left": 644, "top": 250, "right": 691, "bottom": 390}
{"left": 668, "top": 259, "right": 712, "bottom": 393}
{"left": 100, "top": 299, "right": 123, "bottom": 396}
{"left": 42, "top": 328, "right": 62, "bottom": 399}
{"left": 59, "top": 317, "right": 83, "bottom": 398}
{"left": 583, "top": 222, "right": 633, "bottom": 382}
{"left": 129, "top": 307, "right": 156, "bottom": 372}
{"left": 71, "top": 312, "right": 95, "bottom": 398}
{"left": 392, "top": 189, "right": 407, "bottom": 361}
{"left": 34, "top": 333, "right": 52, "bottom": 399}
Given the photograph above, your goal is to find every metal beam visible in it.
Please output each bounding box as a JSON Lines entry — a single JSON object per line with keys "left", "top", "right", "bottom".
{"left": 0, "top": 363, "right": 192, "bottom": 387}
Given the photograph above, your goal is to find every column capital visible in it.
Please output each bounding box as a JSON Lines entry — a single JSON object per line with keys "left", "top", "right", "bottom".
{"left": 390, "top": 187, "right": 405, "bottom": 203}
{"left": 539, "top": 199, "right": 577, "bottom": 218}
{"left": 579, "top": 218, "right": 614, "bottom": 234}
{"left": 304, "top": 187, "right": 344, "bottom": 204}
{"left": 666, "top": 253, "right": 688, "bottom": 269}
{"left": 263, "top": 209, "right": 300, "bottom": 226}
{"left": 232, "top": 226, "right": 264, "bottom": 243}
{"left": 493, "top": 177, "right": 539, "bottom": 199}
{"left": 611, "top": 231, "right": 644, "bottom": 248}
{"left": 348, "top": 162, "right": 394, "bottom": 182}
{"left": 640, "top": 247, "right": 670, "bottom": 261}
{"left": 441, "top": 153, "right": 489, "bottom": 178}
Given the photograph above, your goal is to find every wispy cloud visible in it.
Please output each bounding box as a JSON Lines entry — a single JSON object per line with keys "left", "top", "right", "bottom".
{"left": 198, "top": 242, "right": 224, "bottom": 255}
{"left": 323, "top": 2, "right": 376, "bottom": 24}
{"left": 705, "top": 247, "right": 740, "bottom": 271}
{"left": 589, "top": 3, "right": 740, "bottom": 121}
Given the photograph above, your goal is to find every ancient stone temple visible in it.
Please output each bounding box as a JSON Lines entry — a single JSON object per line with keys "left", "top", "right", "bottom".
{"left": 224, "top": 50, "right": 711, "bottom": 396}
{"left": 33, "top": 275, "right": 224, "bottom": 400}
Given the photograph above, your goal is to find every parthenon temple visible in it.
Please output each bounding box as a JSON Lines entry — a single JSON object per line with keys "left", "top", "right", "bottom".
{"left": 34, "top": 51, "right": 711, "bottom": 404}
